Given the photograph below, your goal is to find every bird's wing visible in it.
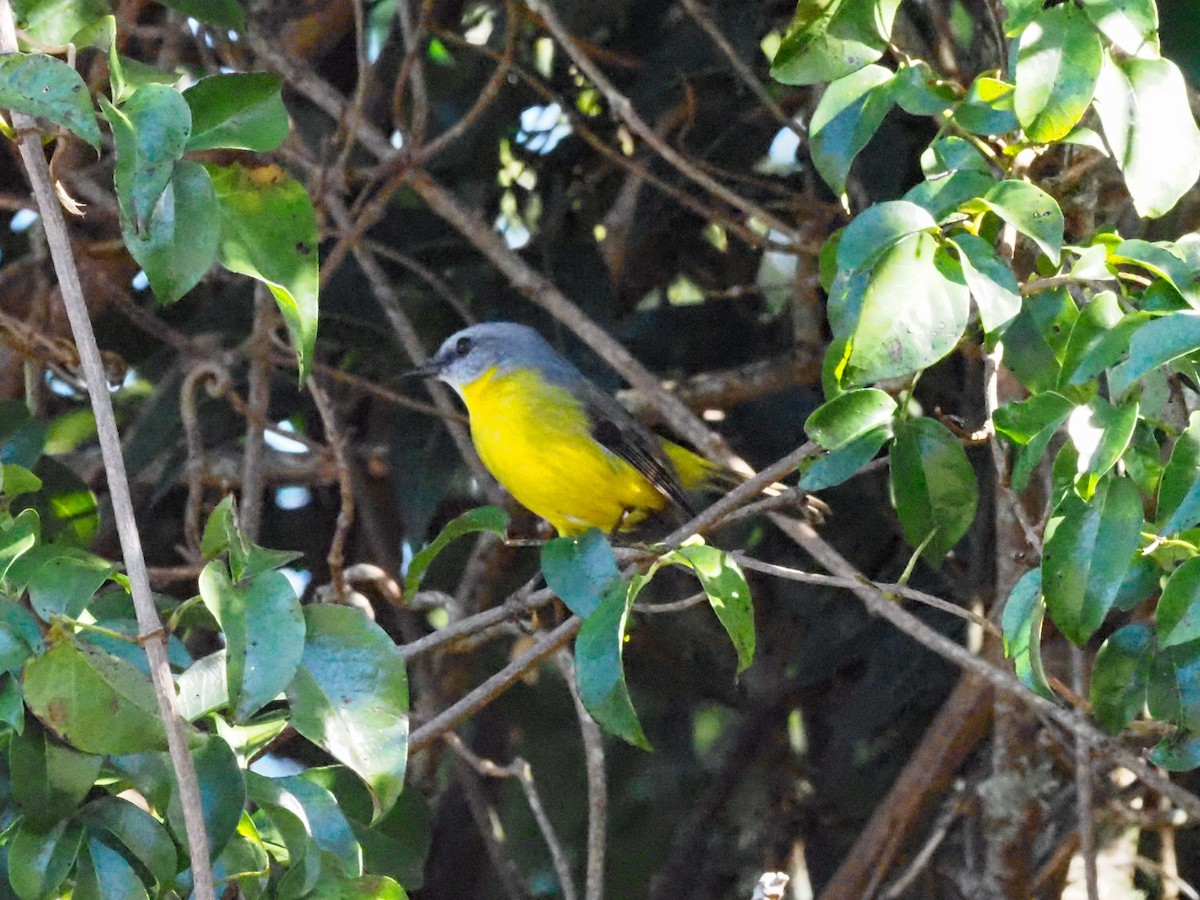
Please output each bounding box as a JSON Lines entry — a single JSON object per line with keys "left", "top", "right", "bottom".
{"left": 575, "top": 380, "right": 695, "bottom": 516}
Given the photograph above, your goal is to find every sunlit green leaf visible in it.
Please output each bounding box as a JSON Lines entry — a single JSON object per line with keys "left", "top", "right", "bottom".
{"left": 953, "top": 75, "right": 1019, "bottom": 135}
{"left": 670, "top": 543, "right": 755, "bottom": 673}
{"left": 798, "top": 425, "right": 890, "bottom": 491}
{"left": 1082, "top": 0, "right": 1159, "bottom": 57}
{"left": 951, "top": 233, "right": 1020, "bottom": 334}
{"left": 805, "top": 389, "right": 896, "bottom": 451}
{"left": 1158, "top": 412, "right": 1200, "bottom": 536}
{"left": 184, "top": 73, "right": 288, "bottom": 151}
{"left": 993, "top": 391, "right": 1074, "bottom": 492}
{"left": 403, "top": 505, "right": 509, "bottom": 597}
{"left": 888, "top": 417, "right": 978, "bottom": 564}
{"left": 770, "top": 0, "right": 902, "bottom": 86}
{"left": 808, "top": 64, "right": 896, "bottom": 199}
{"left": 1013, "top": 4, "right": 1103, "bottom": 143}
{"left": 835, "top": 200, "right": 937, "bottom": 272}
{"left": 541, "top": 528, "right": 619, "bottom": 618}
{"left": 1158, "top": 557, "right": 1200, "bottom": 648}
{"left": 970, "top": 180, "right": 1064, "bottom": 263}
{"left": 0, "top": 53, "right": 101, "bottom": 147}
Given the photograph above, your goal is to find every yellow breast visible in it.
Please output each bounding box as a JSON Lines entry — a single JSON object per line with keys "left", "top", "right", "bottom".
{"left": 458, "top": 367, "right": 668, "bottom": 536}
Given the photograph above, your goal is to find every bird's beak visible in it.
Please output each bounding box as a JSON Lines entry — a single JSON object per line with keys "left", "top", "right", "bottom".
{"left": 400, "top": 360, "right": 441, "bottom": 379}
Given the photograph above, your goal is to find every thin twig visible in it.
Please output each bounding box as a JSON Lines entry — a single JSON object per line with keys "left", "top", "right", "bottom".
{"left": 180, "top": 361, "right": 231, "bottom": 559}
{"left": 1073, "top": 644, "right": 1100, "bottom": 900}
{"left": 0, "top": 5, "right": 215, "bottom": 894}
{"left": 240, "top": 287, "right": 274, "bottom": 543}
{"left": 451, "top": 755, "right": 532, "bottom": 900}
{"left": 307, "top": 374, "right": 354, "bottom": 601}
{"left": 556, "top": 651, "right": 606, "bottom": 900}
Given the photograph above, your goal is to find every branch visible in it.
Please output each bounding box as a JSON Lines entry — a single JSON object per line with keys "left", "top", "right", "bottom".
{"left": 556, "top": 651, "right": 606, "bottom": 900}
{"left": 0, "top": 5, "right": 215, "bottom": 895}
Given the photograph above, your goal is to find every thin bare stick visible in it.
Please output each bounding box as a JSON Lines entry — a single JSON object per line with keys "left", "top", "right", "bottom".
{"left": 556, "top": 650, "right": 607, "bottom": 900}
{"left": 307, "top": 374, "right": 354, "bottom": 601}
{"left": 180, "top": 360, "right": 231, "bottom": 558}
{"left": 240, "top": 287, "right": 274, "bottom": 543}
{"left": 445, "top": 732, "right": 579, "bottom": 900}
{"left": 1073, "top": 644, "right": 1099, "bottom": 900}
{"left": 0, "top": 4, "right": 215, "bottom": 893}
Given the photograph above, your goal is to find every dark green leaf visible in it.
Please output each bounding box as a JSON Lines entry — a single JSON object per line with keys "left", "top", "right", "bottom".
{"left": 1059, "top": 291, "right": 1124, "bottom": 386}
{"left": 670, "top": 543, "right": 755, "bottom": 673}
{"left": 808, "top": 64, "right": 897, "bottom": 199}
{"left": 798, "top": 425, "right": 890, "bottom": 491}
{"left": 1091, "top": 623, "right": 1152, "bottom": 732}
{"left": 1149, "top": 731, "right": 1200, "bottom": 771}
{"left": 166, "top": 732, "right": 246, "bottom": 860}
{"left": 1042, "top": 476, "right": 1142, "bottom": 645}
{"left": 888, "top": 417, "right": 978, "bottom": 564}
{"left": 894, "top": 61, "right": 956, "bottom": 116}
{"left": 285, "top": 605, "right": 409, "bottom": 820}
{"left": 951, "top": 233, "right": 1021, "bottom": 334}
{"left": 199, "top": 561, "right": 305, "bottom": 721}
{"left": 921, "top": 136, "right": 992, "bottom": 177}
{"left": 972, "top": 180, "right": 1064, "bottom": 263}
{"left": 22, "top": 637, "right": 170, "bottom": 754}
{"left": 1121, "top": 312, "right": 1200, "bottom": 397}
{"left": 212, "top": 812, "right": 269, "bottom": 899}
{"left": 24, "top": 547, "right": 114, "bottom": 621}
{"left": 541, "top": 529, "right": 619, "bottom": 618}
{"left": 0, "top": 400, "right": 46, "bottom": 467}
{"left": 1157, "top": 557, "right": 1200, "bottom": 648}
{"left": 403, "top": 505, "right": 509, "bottom": 596}
{"left": 1013, "top": 4, "right": 1103, "bottom": 143}
{"left": 275, "top": 774, "right": 362, "bottom": 876}
{"left": 1001, "top": 569, "right": 1055, "bottom": 700}
{"left": 246, "top": 774, "right": 322, "bottom": 895}
{"left": 805, "top": 389, "right": 896, "bottom": 451}
{"left": 0, "top": 53, "right": 101, "bottom": 148}
{"left": 1158, "top": 412, "right": 1200, "bottom": 536}
{"left": 903, "top": 170, "right": 996, "bottom": 222}
{"left": 993, "top": 392, "right": 1073, "bottom": 492}
{"left": 184, "top": 73, "right": 288, "bottom": 151}
{"left": 575, "top": 578, "right": 651, "bottom": 749}
{"left": 204, "top": 162, "right": 320, "bottom": 382}
{"left": 121, "top": 159, "right": 219, "bottom": 304}
{"left": 953, "top": 75, "right": 1019, "bottom": 135}
{"left": 1110, "top": 239, "right": 1200, "bottom": 307}
{"left": 835, "top": 201, "right": 937, "bottom": 272}
{"left": 79, "top": 795, "right": 177, "bottom": 887}
{"left": 10, "top": 719, "right": 101, "bottom": 831}
{"left": 1094, "top": 53, "right": 1200, "bottom": 218}
{"left": 1147, "top": 639, "right": 1200, "bottom": 730}
{"left": 0, "top": 508, "right": 39, "bottom": 582}
{"left": 769, "top": 0, "right": 902, "bottom": 86}
{"left": 75, "top": 836, "right": 148, "bottom": 900}
{"left": 8, "top": 818, "right": 82, "bottom": 900}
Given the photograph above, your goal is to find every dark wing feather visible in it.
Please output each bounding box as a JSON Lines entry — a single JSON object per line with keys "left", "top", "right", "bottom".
{"left": 576, "top": 380, "right": 695, "bottom": 516}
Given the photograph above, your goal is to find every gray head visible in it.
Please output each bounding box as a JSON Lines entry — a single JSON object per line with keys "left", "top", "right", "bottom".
{"left": 420, "top": 322, "right": 583, "bottom": 393}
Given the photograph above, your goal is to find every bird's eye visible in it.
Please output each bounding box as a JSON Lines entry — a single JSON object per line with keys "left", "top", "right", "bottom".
{"left": 455, "top": 336, "right": 472, "bottom": 357}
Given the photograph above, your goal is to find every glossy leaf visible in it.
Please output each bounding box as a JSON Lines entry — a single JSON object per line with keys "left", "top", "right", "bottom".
{"left": 11, "top": 0, "right": 109, "bottom": 45}
{"left": 805, "top": 389, "right": 896, "bottom": 451}
{"left": 275, "top": 774, "right": 363, "bottom": 876}
{"left": 835, "top": 200, "right": 937, "bottom": 272}
{"left": 993, "top": 391, "right": 1073, "bottom": 492}
{"left": 0, "top": 53, "right": 101, "bottom": 147}
{"left": 1081, "top": 0, "right": 1159, "bottom": 57}
{"left": 23, "top": 637, "right": 169, "bottom": 754}
{"left": 165, "top": 732, "right": 246, "bottom": 860}
{"left": 1149, "top": 731, "right": 1200, "bottom": 771}
{"left": 100, "top": 86, "right": 193, "bottom": 232}
{"left": 1094, "top": 54, "right": 1200, "bottom": 218}
{"left": 205, "top": 162, "right": 321, "bottom": 381}
{"left": 246, "top": 774, "right": 322, "bottom": 895}
{"left": 199, "top": 560, "right": 305, "bottom": 721}
{"left": 808, "top": 64, "right": 896, "bottom": 199}
{"left": 1110, "top": 239, "right": 1200, "bottom": 307}
{"left": 903, "top": 170, "right": 996, "bottom": 223}
{"left": 1042, "top": 476, "right": 1142, "bottom": 645}
{"left": 176, "top": 650, "right": 229, "bottom": 721}
{"left": 671, "top": 543, "right": 755, "bottom": 673}
{"left": 403, "top": 505, "right": 509, "bottom": 596}
{"left": 23, "top": 547, "right": 114, "bottom": 621}
{"left": 1091, "top": 623, "right": 1152, "bottom": 732}
{"left": 1067, "top": 397, "right": 1137, "bottom": 498}
{"left": 798, "top": 425, "right": 890, "bottom": 491}
{"left": 1059, "top": 291, "right": 1124, "bottom": 386}
{"left": 1000, "top": 569, "right": 1055, "bottom": 700}
{"left": 1158, "top": 558, "right": 1200, "bottom": 648}
{"left": 212, "top": 812, "right": 270, "bottom": 899}
{"left": 0, "top": 508, "right": 39, "bottom": 582}
{"left": 541, "top": 528, "right": 619, "bottom": 618}
{"left": 951, "top": 233, "right": 1021, "bottom": 334}
{"left": 285, "top": 605, "right": 409, "bottom": 819}
{"left": 953, "top": 75, "right": 1019, "bottom": 135}
{"left": 1147, "top": 640, "right": 1200, "bottom": 730}
{"left": 121, "top": 159, "right": 219, "bottom": 304}
{"left": 184, "top": 73, "right": 288, "bottom": 152}
{"left": 79, "top": 795, "right": 177, "bottom": 887}
{"left": 8, "top": 818, "right": 83, "bottom": 900}
{"left": 888, "top": 417, "right": 978, "bottom": 564}
{"left": 769, "top": 0, "right": 902, "bottom": 86}
{"left": 1013, "top": 4, "right": 1103, "bottom": 143}
{"left": 921, "top": 136, "right": 992, "bottom": 177}
{"left": 972, "top": 180, "right": 1063, "bottom": 264}
{"left": 10, "top": 719, "right": 102, "bottom": 831}
{"left": 829, "top": 233, "right": 970, "bottom": 387}
{"left": 1121, "top": 312, "right": 1200, "bottom": 395}
{"left": 576, "top": 577, "right": 651, "bottom": 749}
{"left": 1158, "top": 412, "right": 1200, "bottom": 535}
{"left": 75, "top": 836, "right": 148, "bottom": 900}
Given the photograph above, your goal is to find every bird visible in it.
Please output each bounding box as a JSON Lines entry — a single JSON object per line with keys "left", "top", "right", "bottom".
{"left": 410, "top": 321, "right": 727, "bottom": 537}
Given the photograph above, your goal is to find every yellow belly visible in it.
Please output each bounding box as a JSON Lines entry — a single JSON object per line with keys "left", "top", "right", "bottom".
{"left": 459, "top": 368, "right": 667, "bottom": 536}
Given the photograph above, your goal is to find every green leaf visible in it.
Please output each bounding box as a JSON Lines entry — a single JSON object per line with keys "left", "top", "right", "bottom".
{"left": 403, "top": 505, "right": 509, "bottom": 596}
{"left": 1, "top": 463, "right": 41, "bottom": 499}
{"left": 246, "top": 775, "right": 322, "bottom": 895}
{"left": 993, "top": 392, "right": 1074, "bottom": 492}
{"left": 1069, "top": 310, "right": 1152, "bottom": 387}
{"left": 972, "top": 180, "right": 1064, "bottom": 264}
{"left": 921, "top": 136, "right": 993, "bottom": 177}
{"left": 99, "top": 86, "right": 192, "bottom": 232}
{"left": 1147, "top": 640, "right": 1200, "bottom": 730}
{"left": 0, "top": 603, "right": 41, "bottom": 676}
{"left": 1158, "top": 557, "right": 1200, "bottom": 648}
{"left": 888, "top": 417, "right": 978, "bottom": 564}
{"left": 953, "top": 75, "right": 1019, "bottom": 135}
{"left": 184, "top": 73, "right": 288, "bottom": 151}
{"left": 12, "top": 0, "right": 109, "bottom": 45}
{"left": 165, "top": 732, "right": 246, "bottom": 860}
{"left": 798, "top": 425, "right": 890, "bottom": 491}
{"left": 23, "top": 637, "right": 170, "bottom": 754}
{"left": 199, "top": 561, "right": 305, "bottom": 721}
{"left": 541, "top": 529, "right": 619, "bottom": 618}
{"left": 275, "top": 774, "right": 363, "bottom": 876}
{"left": 1122, "top": 312, "right": 1200, "bottom": 394}
{"left": 903, "top": 170, "right": 997, "bottom": 223}
{"left": 176, "top": 650, "right": 229, "bottom": 721}
{"left": 1067, "top": 397, "right": 1138, "bottom": 498}
{"left": 1000, "top": 569, "right": 1055, "bottom": 700}
{"left": 10, "top": 719, "right": 101, "bottom": 831}
{"left": 769, "top": 0, "right": 902, "bottom": 86}
{"left": 575, "top": 579, "right": 651, "bottom": 749}
{"left": 121, "top": 159, "right": 219, "bottom": 304}
{"left": 23, "top": 547, "right": 114, "bottom": 621}
{"left": 1109, "top": 239, "right": 1200, "bottom": 307}
{"left": 1159, "top": 412, "right": 1200, "bottom": 536}
{"left": 212, "top": 812, "right": 269, "bottom": 899}
{"left": 835, "top": 201, "right": 937, "bottom": 272}
{"left": 204, "top": 162, "right": 321, "bottom": 382}
{"left": 830, "top": 233, "right": 970, "bottom": 387}
{"left": 1094, "top": 53, "right": 1200, "bottom": 218}
{"left": 0, "top": 53, "right": 101, "bottom": 148}
{"left": 8, "top": 818, "right": 83, "bottom": 900}
{"left": 1081, "top": 0, "right": 1159, "bottom": 57}
{"left": 951, "top": 233, "right": 1021, "bottom": 334}
{"left": 285, "top": 605, "right": 409, "bottom": 820}
{"left": 1042, "top": 476, "right": 1142, "bottom": 646}
{"left": 670, "top": 543, "right": 755, "bottom": 673}
{"left": 1091, "top": 623, "right": 1152, "bottom": 732}
{"left": 893, "top": 61, "right": 957, "bottom": 116}
{"left": 0, "top": 508, "right": 39, "bottom": 582}
{"left": 78, "top": 795, "right": 177, "bottom": 888}
{"left": 155, "top": 0, "right": 245, "bottom": 29}
{"left": 808, "top": 64, "right": 897, "bottom": 199}
{"left": 75, "top": 836, "right": 148, "bottom": 900}
{"left": 805, "top": 389, "right": 896, "bottom": 451}
{"left": 1059, "top": 291, "right": 1124, "bottom": 386}
{"left": 1013, "top": 4, "right": 1103, "bottom": 143}
{"left": 1149, "top": 731, "right": 1200, "bottom": 771}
